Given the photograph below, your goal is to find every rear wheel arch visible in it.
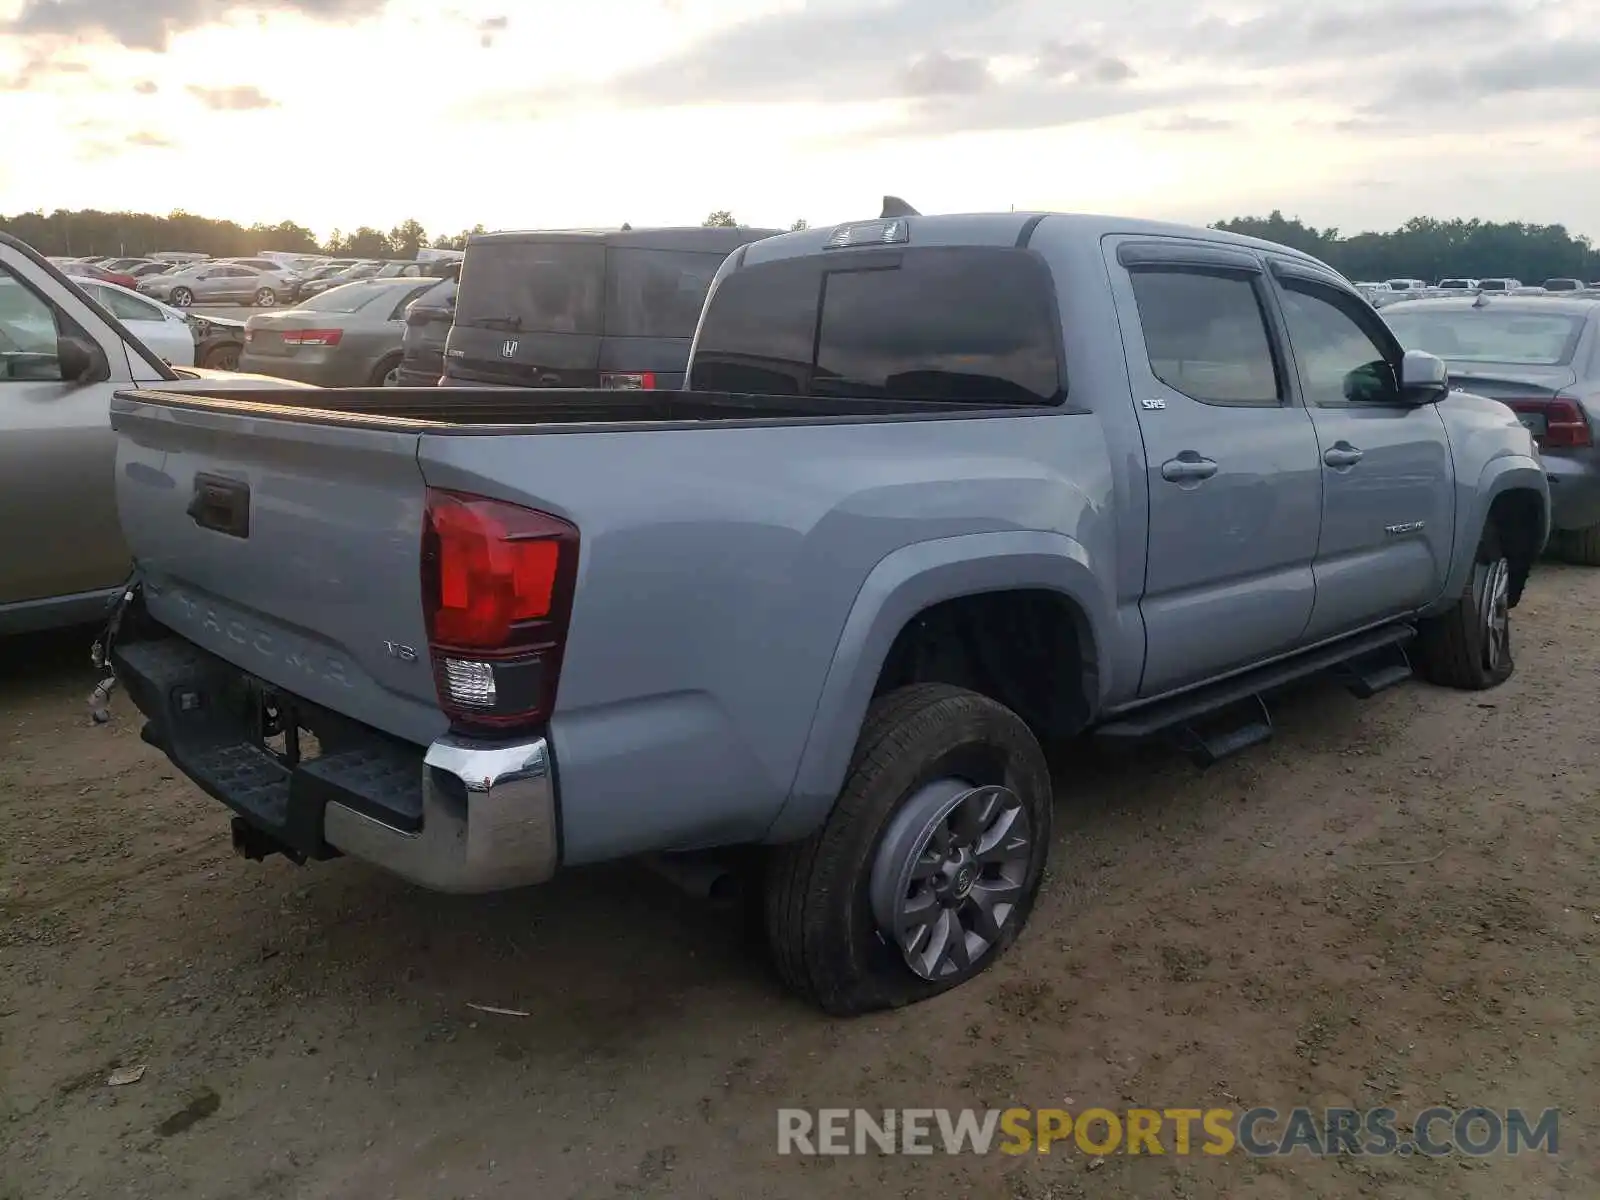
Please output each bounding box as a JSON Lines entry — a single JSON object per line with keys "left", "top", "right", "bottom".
{"left": 872, "top": 588, "right": 1098, "bottom": 742}
{"left": 766, "top": 532, "right": 1106, "bottom": 845}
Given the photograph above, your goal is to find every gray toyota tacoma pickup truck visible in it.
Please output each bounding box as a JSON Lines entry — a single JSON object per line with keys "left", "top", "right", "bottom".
{"left": 102, "top": 208, "right": 1549, "bottom": 1014}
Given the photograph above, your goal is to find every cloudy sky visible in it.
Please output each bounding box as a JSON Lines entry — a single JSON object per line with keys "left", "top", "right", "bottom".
{"left": 1, "top": 0, "right": 1597, "bottom": 241}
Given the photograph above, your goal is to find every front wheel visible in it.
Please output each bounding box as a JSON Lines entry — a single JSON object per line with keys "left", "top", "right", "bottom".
{"left": 200, "top": 341, "right": 240, "bottom": 371}
{"left": 254, "top": 288, "right": 277, "bottom": 308}
{"left": 765, "top": 684, "right": 1053, "bottom": 1015}
{"left": 1414, "top": 526, "right": 1514, "bottom": 690}
{"left": 169, "top": 287, "right": 193, "bottom": 308}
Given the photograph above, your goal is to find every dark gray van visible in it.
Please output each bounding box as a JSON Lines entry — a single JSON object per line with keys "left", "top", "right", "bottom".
{"left": 442, "top": 225, "right": 781, "bottom": 390}
{"left": 397, "top": 277, "right": 456, "bottom": 387}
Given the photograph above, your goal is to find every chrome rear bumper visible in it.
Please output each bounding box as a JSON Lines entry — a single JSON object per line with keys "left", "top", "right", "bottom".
{"left": 323, "top": 735, "right": 558, "bottom": 893}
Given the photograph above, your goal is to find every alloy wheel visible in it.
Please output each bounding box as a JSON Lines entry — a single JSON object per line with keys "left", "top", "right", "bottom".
{"left": 869, "top": 779, "right": 1033, "bottom": 981}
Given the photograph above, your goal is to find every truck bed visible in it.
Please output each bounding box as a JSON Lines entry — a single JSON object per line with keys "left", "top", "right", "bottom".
{"left": 112, "top": 385, "right": 1020, "bottom": 432}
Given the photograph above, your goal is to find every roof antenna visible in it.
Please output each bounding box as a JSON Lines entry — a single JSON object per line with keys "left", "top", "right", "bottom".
{"left": 621, "top": 222, "right": 632, "bottom": 231}
{"left": 880, "top": 195, "right": 920, "bottom": 219}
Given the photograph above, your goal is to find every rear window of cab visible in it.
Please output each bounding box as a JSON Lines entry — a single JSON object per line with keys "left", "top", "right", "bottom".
{"left": 688, "top": 246, "right": 1065, "bottom": 405}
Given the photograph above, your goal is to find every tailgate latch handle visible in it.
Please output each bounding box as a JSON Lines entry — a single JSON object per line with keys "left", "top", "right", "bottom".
{"left": 186, "top": 473, "right": 251, "bottom": 539}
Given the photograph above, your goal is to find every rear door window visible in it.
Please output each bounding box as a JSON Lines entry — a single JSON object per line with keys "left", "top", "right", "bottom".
{"left": 605, "top": 248, "right": 727, "bottom": 338}
{"left": 456, "top": 242, "right": 604, "bottom": 334}
{"left": 1127, "top": 269, "right": 1282, "bottom": 405}
{"left": 690, "top": 247, "right": 1063, "bottom": 403}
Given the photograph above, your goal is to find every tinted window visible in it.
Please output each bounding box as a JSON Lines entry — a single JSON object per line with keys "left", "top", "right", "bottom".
{"left": 606, "top": 248, "right": 726, "bottom": 338}
{"left": 1279, "top": 282, "right": 1399, "bottom": 405}
{"left": 1385, "top": 309, "right": 1585, "bottom": 366}
{"left": 388, "top": 283, "right": 436, "bottom": 320}
{"left": 455, "top": 242, "right": 604, "bottom": 335}
{"left": 691, "top": 248, "right": 1062, "bottom": 404}
{"left": 1128, "top": 269, "right": 1280, "bottom": 405}
{"left": 0, "top": 269, "right": 64, "bottom": 381}
{"left": 414, "top": 278, "right": 455, "bottom": 309}
{"left": 814, "top": 251, "right": 1060, "bottom": 403}
{"left": 687, "top": 257, "right": 819, "bottom": 394}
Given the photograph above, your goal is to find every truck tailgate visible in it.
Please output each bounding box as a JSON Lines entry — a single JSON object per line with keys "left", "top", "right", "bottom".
{"left": 113, "top": 393, "right": 447, "bottom": 746}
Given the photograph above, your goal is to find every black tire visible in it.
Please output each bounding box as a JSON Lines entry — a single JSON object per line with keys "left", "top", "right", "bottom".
{"left": 1552, "top": 524, "right": 1600, "bottom": 566}
{"left": 200, "top": 341, "right": 240, "bottom": 371}
{"left": 1414, "top": 524, "right": 1514, "bottom": 690}
{"left": 764, "top": 684, "right": 1053, "bottom": 1016}
{"left": 170, "top": 287, "right": 193, "bottom": 308}
{"left": 254, "top": 287, "right": 277, "bottom": 308}
{"left": 369, "top": 354, "right": 404, "bottom": 387}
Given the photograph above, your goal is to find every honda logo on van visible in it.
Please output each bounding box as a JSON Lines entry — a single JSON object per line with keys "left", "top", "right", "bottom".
{"left": 500, "top": 339, "right": 519, "bottom": 358}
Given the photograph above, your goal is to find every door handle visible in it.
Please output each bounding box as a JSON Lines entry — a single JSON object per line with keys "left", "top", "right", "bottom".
{"left": 1323, "top": 443, "right": 1364, "bottom": 468}
{"left": 1160, "top": 453, "right": 1219, "bottom": 483}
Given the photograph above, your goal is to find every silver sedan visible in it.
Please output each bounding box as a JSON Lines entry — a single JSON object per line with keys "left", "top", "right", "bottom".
{"left": 237, "top": 278, "right": 439, "bottom": 386}
{"left": 138, "top": 263, "right": 290, "bottom": 308}
{"left": 1384, "top": 295, "right": 1600, "bottom": 561}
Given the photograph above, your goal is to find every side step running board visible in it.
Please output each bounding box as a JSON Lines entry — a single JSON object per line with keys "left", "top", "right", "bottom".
{"left": 1170, "top": 694, "right": 1274, "bottom": 768}
{"left": 1096, "top": 623, "right": 1416, "bottom": 764}
{"left": 1331, "top": 642, "right": 1414, "bottom": 699}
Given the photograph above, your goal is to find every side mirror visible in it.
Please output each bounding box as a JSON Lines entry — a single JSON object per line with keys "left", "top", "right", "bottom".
{"left": 1399, "top": 349, "right": 1449, "bottom": 404}
{"left": 56, "top": 335, "right": 110, "bottom": 384}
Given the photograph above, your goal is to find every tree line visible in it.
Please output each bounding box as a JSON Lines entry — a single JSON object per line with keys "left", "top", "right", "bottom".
{"left": 1212, "top": 211, "right": 1599, "bottom": 284}
{"left": 2, "top": 205, "right": 1594, "bottom": 281}
{"left": 0, "top": 210, "right": 488, "bottom": 260}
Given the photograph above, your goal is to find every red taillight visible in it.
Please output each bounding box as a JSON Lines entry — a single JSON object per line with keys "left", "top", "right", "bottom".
{"left": 421, "top": 489, "right": 579, "bottom": 731}
{"left": 281, "top": 328, "right": 344, "bottom": 346}
{"left": 1504, "top": 395, "right": 1592, "bottom": 448}
{"left": 599, "top": 370, "right": 656, "bottom": 390}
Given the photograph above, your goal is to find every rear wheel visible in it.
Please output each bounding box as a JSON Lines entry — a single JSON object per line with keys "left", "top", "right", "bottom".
{"left": 765, "top": 684, "right": 1053, "bottom": 1015}
{"left": 370, "top": 354, "right": 403, "bottom": 387}
{"left": 1552, "top": 524, "right": 1600, "bottom": 565}
{"left": 1414, "top": 525, "right": 1514, "bottom": 690}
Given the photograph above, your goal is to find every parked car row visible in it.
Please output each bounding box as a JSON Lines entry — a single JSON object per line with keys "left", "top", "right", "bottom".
{"left": 43, "top": 251, "right": 458, "bottom": 310}
{"left": 1356, "top": 277, "right": 1600, "bottom": 308}
{"left": 223, "top": 225, "right": 758, "bottom": 393}
{"left": 396, "top": 224, "right": 781, "bottom": 390}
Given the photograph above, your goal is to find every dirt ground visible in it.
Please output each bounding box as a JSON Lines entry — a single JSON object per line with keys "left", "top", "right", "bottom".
{"left": 2, "top": 569, "right": 1597, "bottom": 1200}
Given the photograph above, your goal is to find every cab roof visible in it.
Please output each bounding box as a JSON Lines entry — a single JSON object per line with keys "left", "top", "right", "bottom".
{"left": 467, "top": 226, "right": 784, "bottom": 253}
